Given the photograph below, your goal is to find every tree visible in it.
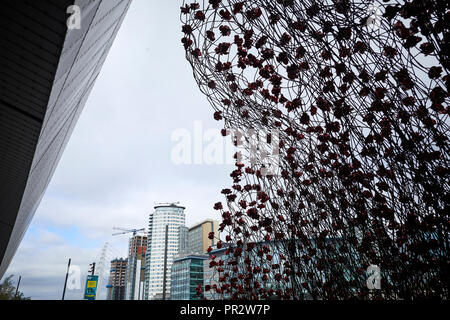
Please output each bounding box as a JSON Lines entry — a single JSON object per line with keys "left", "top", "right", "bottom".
{"left": 0, "top": 275, "right": 30, "bottom": 300}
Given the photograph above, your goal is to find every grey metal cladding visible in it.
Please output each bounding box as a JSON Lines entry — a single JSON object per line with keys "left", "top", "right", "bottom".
{"left": 0, "top": 0, "right": 132, "bottom": 278}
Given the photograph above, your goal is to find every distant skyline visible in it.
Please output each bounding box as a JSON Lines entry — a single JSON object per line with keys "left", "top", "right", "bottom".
{"left": 4, "top": 0, "right": 233, "bottom": 300}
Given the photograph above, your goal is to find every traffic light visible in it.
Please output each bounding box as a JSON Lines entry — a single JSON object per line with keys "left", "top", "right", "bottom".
{"left": 88, "top": 262, "right": 96, "bottom": 275}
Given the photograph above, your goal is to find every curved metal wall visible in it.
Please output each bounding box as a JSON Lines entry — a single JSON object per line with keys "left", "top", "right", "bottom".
{"left": 0, "top": 0, "right": 132, "bottom": 278}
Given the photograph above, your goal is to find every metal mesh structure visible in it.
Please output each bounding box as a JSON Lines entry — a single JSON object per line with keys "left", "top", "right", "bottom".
{"left": 180, "top": 0, "right": 449, "bottom": 299}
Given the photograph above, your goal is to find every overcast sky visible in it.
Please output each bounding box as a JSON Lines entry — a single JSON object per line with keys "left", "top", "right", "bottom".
{"left": 3, "top": 0, "right": 234, "bottom": 300}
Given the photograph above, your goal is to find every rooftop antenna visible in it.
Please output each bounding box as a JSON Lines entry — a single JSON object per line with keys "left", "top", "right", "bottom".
{"left": 154, "top": 201, "right": 180, "bottom": 206}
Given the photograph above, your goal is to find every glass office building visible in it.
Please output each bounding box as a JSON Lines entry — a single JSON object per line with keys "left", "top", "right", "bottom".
{"left": 203, "top": 246, "right": 230, "bottom": 300}
{"left": 170, "top": 254, "right": 208, "bottom": 300}
{"left": 144, "top": 203, "right": 185, "bottom": 300}
{"left": 0, "top": 0, "right": 131, "bottom": 278}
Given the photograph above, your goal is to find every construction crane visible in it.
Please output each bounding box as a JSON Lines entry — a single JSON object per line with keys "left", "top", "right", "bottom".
{"left": 112, "top": 227, "right": 145, "bottom": 236}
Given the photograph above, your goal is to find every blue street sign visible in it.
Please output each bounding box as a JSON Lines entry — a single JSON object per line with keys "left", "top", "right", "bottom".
{"left": 84, "top": 275, "right": 98, "bottom": 300}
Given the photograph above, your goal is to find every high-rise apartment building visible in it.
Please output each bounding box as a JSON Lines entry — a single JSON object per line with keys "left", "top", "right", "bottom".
{"left": 178, "top": 226, "right": 189, "bottom": 254}
{"left": 144, "top": 203, "right": 186, "bottom": 300}
{"left": 179, "top": 219, "right": 219, "bottom": 255}
{"left": 125, "top": 235, "right": 147, "bottom": 300}
{"left": 106, "top": 258, "right": 127, "bottom": 300}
